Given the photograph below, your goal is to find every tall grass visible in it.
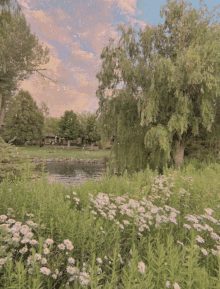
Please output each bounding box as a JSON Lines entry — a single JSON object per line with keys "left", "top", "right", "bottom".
{"left": 1, "top": 159, "right": 220, "bottom": 288}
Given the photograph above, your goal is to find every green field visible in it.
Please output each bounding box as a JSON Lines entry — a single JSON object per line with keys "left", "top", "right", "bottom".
{"left": 1, "top": 160, "right": 220, "bottom": 288}
{"left": 18, "top": 146, "right": 111, "bottom": 160}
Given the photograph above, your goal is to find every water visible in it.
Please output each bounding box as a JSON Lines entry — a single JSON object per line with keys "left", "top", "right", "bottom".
{"left": 35, "top": 161, "right": 107, "bottom": 187}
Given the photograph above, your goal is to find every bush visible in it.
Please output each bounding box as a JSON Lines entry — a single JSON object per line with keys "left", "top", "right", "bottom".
{"left": 0, "top": 137, "right": 31, "bottom": 182}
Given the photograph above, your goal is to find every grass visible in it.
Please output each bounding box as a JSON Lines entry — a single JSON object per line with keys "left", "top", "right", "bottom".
{"left": 17, "top": 146, "right": 111, "bottom": 161}
{"left": 1, "top": 159, "right": 220, "bottom": 288}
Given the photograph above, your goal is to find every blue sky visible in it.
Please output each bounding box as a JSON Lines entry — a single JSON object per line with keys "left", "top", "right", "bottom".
{"left": 17, "top": 0, "right": 220, "bottom": 117}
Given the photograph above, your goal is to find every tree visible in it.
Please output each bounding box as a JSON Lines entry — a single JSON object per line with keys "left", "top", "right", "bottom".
{"left": 42, "top": 116, "right": 60, "bottom": 135}
{"left": 96, "top": 0, "right": 220, "bottom": 172}
{"left": 3, "top": 89, "right": 44, "bottom": 144}
{"left": 78, "top": 112, "right": 101, "bottom": 145}
{"left": 58, "top": 110, "right": 80, "bottom": 147}
{"left": 0, "top": 0, "right": 59, "bottom": 132}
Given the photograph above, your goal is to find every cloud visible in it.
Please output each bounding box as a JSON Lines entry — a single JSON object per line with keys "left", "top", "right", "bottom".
{"left": 18, "top": 0, "right": 31, "bottom": 10}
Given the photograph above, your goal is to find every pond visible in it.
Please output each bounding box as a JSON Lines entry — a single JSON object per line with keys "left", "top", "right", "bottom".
{"left": 35, "top": 160, "right": 107, "bottom": 187}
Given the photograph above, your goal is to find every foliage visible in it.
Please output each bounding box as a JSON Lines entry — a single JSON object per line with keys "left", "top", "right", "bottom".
{"left": 2, "top": 89, "right": 44, "bottom": 143}
{"left": 1, "top": 161, "right": 220, "bottom": 287}
{"left": 78, "top": 112, "right": 101, "bottom": 144}
{"left": 0, "top": 0, "right": 50, "bottom": 117}
{"left": 42, "top": 117, "right": 60, "bottom": 135}
{"left": 0, "top": 136, "right": 30, "bottom": 182}
{"left": 58, "top": 110, "right": 80, "bottom": 141}
{"left": 96, "top": 0, "right": 220, "bottom": 173}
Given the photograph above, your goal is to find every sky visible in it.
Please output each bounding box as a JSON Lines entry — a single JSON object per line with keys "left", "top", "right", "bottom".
{"left": 17, "top": 0, "right": 220, "bottom": 118}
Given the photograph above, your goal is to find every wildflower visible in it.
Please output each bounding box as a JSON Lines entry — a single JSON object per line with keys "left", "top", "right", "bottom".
{"left": 65, "top": 195, "right": 71, "bottom": 199}
{"left": 79, "top": 274, "right": 90, "bottom": 285}
{"left": 25, "top": 232, "right": 33, "bottom": 239}
{"left": 21, "top": 238, "right": 30, "bottom": 244}
{"left": 28, "top": 268, "right": 33, "bottom": 275}
{"left": 34, "top": 253, "right": 41, "bottom": 261}
{"left": 0, "top": 215, "right": 7, "bottom": 222}
{"left": 58, "top": 244, "right": 65, "bottom": 250}
{"left": 0, "top": 258, "right": 7, "bottom": 265}
{"left": 177, "top": 241, "right": 184, "bottom": 247}
{"left": 211, "top": 232, "right": 220, "bottom": 241}
{"left": 12, "top": 236, "right": 20, "bottom": 243}
{"left": 104, "top": 255, "right": 108, "bottom": 261}
{"left": 26, "top": 220, "right": 37, "bottom": 227}
{"left": 40, "top": 267, "right": 51, "bottom": 275}
{"left": 194, "top": 245, "right": 200, "bottom": 249}
{"left": 96, "top": 258, "right": 102, "bottom": 264}
{"left": 201, "top": 248, "right": 208, "bottom": 256}
{"left": 26, "top": 213, "right": 34, "bottom": 218}
{"left": 41, "top": 258, "right": 47, "bottom": 265}
{"left": 72, "top": 192, "right": 77, "bottom": 195}
{"left": 196, "top": 235, "right": 205, "bottom": 244}
{"left": 43, "top": 248, "right": 50, "bottom": 255}
{"left": 45, "top": 238, "right": 54, "bottom": 245}
{"left": 97, "top": 267, "right": 102, "bottom": 274}
{"left": 138, "top": 261, "right": 145, "bottom": 274}
{"left": 204, "top": 208, "right": 214, "bottom": 216}
{"left": 211, "top": 249, "right": 217, "bottom": 256}
{"left": 52, "top": 274, "right": 57, "bottom": 279}
{"left": 7, "top": 219, "right": 15, "bottom": 224}
{"left": 123, "top": 220, "right": 130, "bottom": 225}
{"left": 66, "top": 244, "right": 74, "bottom": 251}
{"left": 173, "top": 283, "right": 181, "bottom": 289}
{"left": 91, "top": 210, "right": 97, "bottom": 215}
{"left": 67, "top": 266, "right": 78, "bottom": 275}
{"left": 19, "top": 246, "right": 28, "bottom": 254}
{"left": 68, "top": 257, "right": 75, "bottom": 264}
{"left": 29, "top": 239, "right": 38, "bottom": 245}
{"left": 55, "top": 269, "right": 59, "bottom": 275}
{"left": 166, "top": 281, "right": 171, "bottom": 288}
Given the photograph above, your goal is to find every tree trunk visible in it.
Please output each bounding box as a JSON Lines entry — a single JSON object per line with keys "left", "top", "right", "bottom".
{"left": 173, "top": 143, "right": 185, "bottom": 170}
{"left": 67, "top": 140, "right": 70, "bottom": 149}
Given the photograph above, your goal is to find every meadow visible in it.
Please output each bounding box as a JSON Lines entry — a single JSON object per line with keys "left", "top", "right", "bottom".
{"left": 1, "top": 159, "right": 220, "bottom": 288}
{"left": 18, "top": 146, "right": 110, "bottom": 161}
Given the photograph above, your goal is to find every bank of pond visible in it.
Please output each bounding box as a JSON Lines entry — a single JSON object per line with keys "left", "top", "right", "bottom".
{"left": 1, "top": 160, "right": 220, "bottom": 288}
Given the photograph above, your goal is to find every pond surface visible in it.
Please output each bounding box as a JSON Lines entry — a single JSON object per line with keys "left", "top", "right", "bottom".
{"left": 35, "top": 161, "right": 107, "bottom": 187}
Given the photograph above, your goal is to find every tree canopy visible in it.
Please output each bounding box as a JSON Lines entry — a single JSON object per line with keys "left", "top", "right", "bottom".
{"left": 3, "top": 89, "right": 44, "bottom": 143}
{"left": 0, "top": 0, "right": 50, "bottom": 130}
{"left": 96, "top": 0, "right": 220, "bottom": 173}
{"left": 58, "top": 110, "right": 80, "bottom": 141}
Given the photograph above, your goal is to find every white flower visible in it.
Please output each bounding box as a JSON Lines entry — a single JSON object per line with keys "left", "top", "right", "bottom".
{"left": 43, "top": 248, "right": 50, "bottom": 255}
{"left": 30, "top": 239, "right": 38, "bottom": 245}
{"left": 138, "top": 261, "right": 145, "bottom": 274}
{"left": 204, "top": 208, "right": 214, "bottom": 216}
{"left": 166, "top": 280, "right": 171, "bottom": 288}
{"left": 173, "top": 283, "right": 181, "bottom": 289}
{"left": 58, "top": 244, "right": 65, "bottom": 250}
{"left": 72, "top": 192, "right": 77, "bottom": 195}
{"left": 34, "top": 253, "right": 41, "bottom": 261}
{"left": 96, "top": 258, "right": 102, "bottom": 264}
{"left": 41, "top": 258, "right": 47, "bottom": 265}
{"left": 183, "top": 224, "right": 191, "bottom": 230}
{"left": 45, "top": 238, "right": 54, "bottom": 245}
{"left": 65, "top": 195, "right": 71, "bottom": 199}
{"left": 67, "top": 266, "right": 78, "bottom": 275}
{"left": 19, "top": 246, "right": 28, "bottom": 254}
{"left": 28, "top": 268, "right": 33, "bottom": 275}
{"left": 68, "top": 257, "right": 75, "bottom": 264}
{"left": 196, "top": 235, "right": 205, "bottom": 244}
{"left": 52, "top": 274, "right": 57, "bottom": 279}
{"left": 40, "top": 267, "right": 50, "bottom": 275}
{"left": 201, "top": 248, "right": 208, "bottom": 256}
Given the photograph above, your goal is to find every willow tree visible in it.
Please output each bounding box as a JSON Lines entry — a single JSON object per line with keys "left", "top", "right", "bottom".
{"left": 96, "top": 0, "right": 220, "bottom": 172}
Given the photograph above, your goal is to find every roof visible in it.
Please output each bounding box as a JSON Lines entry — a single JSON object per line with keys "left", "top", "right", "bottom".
{"left": 42, "top": 133, "right": 55, "bottom": 137}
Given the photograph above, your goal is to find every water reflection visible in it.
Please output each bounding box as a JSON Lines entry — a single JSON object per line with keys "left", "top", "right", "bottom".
{"left": 35, "top": 161, "right": 107, "bottom": 187}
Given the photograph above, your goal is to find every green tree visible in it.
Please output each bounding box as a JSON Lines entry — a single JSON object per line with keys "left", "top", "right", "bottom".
{"left": 96, "top": 0, "right": 220, "bottom": 172}
{"left": 3, "top": 89, "right": 44, "bottom": 144}
{"left": 78, "top": 112, "right": 101, "bottom": 145}
{"left": 0, "top": 0, "right": 50, "bottom": 131}
{"left": 58, "top": 110, "right": 80, "bottom": 146}
{"left": 42, "top": 116, "right": 60, "bottom": 135}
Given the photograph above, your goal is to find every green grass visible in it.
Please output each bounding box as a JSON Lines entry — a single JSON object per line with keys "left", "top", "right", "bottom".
{"left": 17, "top": 146, "right": 111, "bottom": 160}
{"left": 1, "top": 159, "right": 220, "bottom": 288}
